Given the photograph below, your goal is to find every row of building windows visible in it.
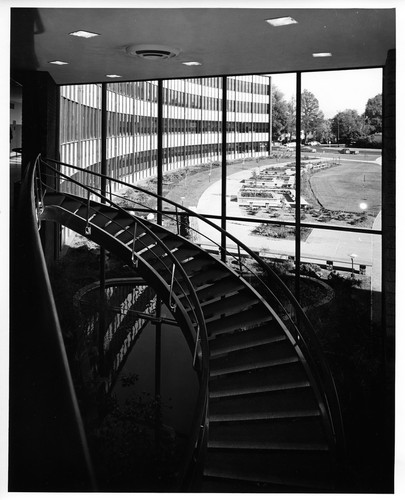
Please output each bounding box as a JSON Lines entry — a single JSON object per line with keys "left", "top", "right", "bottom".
{"left": 61, "top": 106, "right": 270, "bottom": 142}
{"left": 60, "top": 76, "right": 272, "bottom": 187}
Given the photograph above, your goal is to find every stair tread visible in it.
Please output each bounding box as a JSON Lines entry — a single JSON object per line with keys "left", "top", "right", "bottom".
{"left": 207, "top": 305, "right": 271, "bottom": 335}
{"left": 210, "top": 386, "right": 320, "bottom": 420}
{"left": 210, "top": 363, "right": 310, "bottom": 397}
{"left": 209, "top": 324, "right": 285, "bottom": 356}
{"left": 210, "top": 341, "right": 297, "bottom": 376}
{"left": 60, "top": 199, "right": 83, "bottom": 212}
{"left": 103, "top": 217, "right": 135, "bottom": 235}
{"left": 203, "top": 449, "right": 334, "bottom": 490}
{"left": 180, "top": 276, "right": 244, "bottom": 303}
{"left": 200, "top": 476, "right": 308, "bottom": 493}
{"left": 201, "top": 291, "right": 260, "bottom": 319}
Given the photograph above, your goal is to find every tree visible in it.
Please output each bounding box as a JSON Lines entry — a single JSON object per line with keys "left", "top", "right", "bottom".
{"left": 284, "top": 97, "right": 296, "bottom": 142}
{"left": 364, "top": 93, "right": 382, "bottom": 134}
{"left": 271, "top": 87, "right": 288, "bottom": 141}
{"left": 314, "top": 119, "right": 333, "bottom": 143}
{"left": 301, "top": 89, "right": 324, "bottom": 143}
{"left": 331, "top": 109, "right": 367, "bottom": 145}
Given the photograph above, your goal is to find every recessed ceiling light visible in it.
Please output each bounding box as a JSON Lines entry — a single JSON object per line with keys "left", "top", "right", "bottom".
{"left": 69, "top": 30, "right": 100, "bottom": 38}
{"left": 313, "top": 52, "right": 332, "bottom": 58}
{"left": 48, "top": 60, "right": 69, "bottom": 65}
{"left": 266, "top": 16, "right": 298, "bottom": 27}
{"left": 106, "top": 74, "right": 122, "bottom": 78}
{"left": 182, "top": 61, "right": 202, "bottom": 66}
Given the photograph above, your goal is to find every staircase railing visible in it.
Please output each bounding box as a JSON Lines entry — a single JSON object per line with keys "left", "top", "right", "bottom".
{"left": 41, "top": 156, "right": 346, "bottom": 463}
{"left": 34, "top": 155, "right": 210, "bottom": 491}
{"left": 10, "top": 155, "right": 96, "bottom": 491}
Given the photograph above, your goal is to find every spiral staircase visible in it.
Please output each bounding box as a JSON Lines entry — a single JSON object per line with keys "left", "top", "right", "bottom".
{"left": 14, "top": 156, "right": 346, "bottom": 492}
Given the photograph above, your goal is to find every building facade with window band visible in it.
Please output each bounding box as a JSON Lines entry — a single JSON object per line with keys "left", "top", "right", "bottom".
{"left": 59, "top": 75, "right": 271, "bottom": 188}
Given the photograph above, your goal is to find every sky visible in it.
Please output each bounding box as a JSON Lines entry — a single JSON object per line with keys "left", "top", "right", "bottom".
{"left": 271, "top": 68, "right": 383, "bottom": 119}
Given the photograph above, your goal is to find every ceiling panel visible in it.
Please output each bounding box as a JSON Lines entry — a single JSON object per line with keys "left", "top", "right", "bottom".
{"left": 10, "top": 8, "right": 395, "bottom": 85}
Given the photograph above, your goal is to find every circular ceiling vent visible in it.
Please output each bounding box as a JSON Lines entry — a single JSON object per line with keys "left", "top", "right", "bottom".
{"left": 126, "top": 44, "right": 180, "bottom": 60}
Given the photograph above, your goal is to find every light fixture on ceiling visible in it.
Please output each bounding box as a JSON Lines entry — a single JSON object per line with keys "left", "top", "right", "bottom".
{"left": 106, "top": 74, "right": 122, "bottom": 78}
{"left": 266, "top": 16, "right": 298, "bottom": 27}
{"left": 48, "top": 60, "right": 69, "bottom": 65}
{"left": 312, "top": 52, "right": 332, "bottom": 57}
{"left": 69, "top": 30, "right": 100, "bottom": 38}
{"left": 126, "top": 44, "right": 180, "bottom": 60}
{"left": 182, "top": 61, "right": 202, "bottom": 66}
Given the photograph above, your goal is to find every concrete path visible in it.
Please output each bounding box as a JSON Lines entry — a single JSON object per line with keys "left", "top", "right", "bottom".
{"left": 194, "top": 160, "right": 381, "bottom": 286}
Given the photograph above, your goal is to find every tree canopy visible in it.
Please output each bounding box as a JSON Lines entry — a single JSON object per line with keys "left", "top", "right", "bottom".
{"left": 301, "top": 89, "right": 324, "bottom": 143}
{"left": 271, "top": 87, "right": 288, "bottom": 141}
{"left": 269, "top": 81, "right": 381, "bottom": 146}
{"left": 331, "top": 109, "right": 367, "bottom": 145}
{"left": 364, "top": 93, "right": 382, "bottom": 134}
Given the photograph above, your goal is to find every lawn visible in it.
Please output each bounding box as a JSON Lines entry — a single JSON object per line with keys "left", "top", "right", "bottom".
{"left": 309, "top": 160, "right": 381, "bottom": 213}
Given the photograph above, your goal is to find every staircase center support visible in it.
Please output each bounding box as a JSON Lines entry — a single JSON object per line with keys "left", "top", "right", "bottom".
{"left": 98, "top": 82, "right": 108, "bottom": 374}
{"left": 154, "top": 299, "right": 162, "bottom": 451}
{"left": 220, "top": 76, "right": 227, "bottom": 262}
{"left": 157, "top": 80, "right": 163, "bottom": 226}
{"left": 295, "top": 72, "right": 302, "bottom": 302}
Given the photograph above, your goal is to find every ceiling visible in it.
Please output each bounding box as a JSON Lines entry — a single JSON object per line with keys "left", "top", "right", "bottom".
{"left": 10, "top": 8, "right": 395, "bottom": 86}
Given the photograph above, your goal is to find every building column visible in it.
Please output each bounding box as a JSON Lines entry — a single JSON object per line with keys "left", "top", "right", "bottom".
{"left": 20, "top": 70, "right": 61, "bottom": 264}
{"left": 381, "top": 48, "right": 395, "bottom": 493}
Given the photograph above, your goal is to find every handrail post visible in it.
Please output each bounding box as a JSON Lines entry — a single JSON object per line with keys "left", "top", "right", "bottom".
{"left": 85, "top": 190, "right": 91, "bottom": 235}
{"left": 169, "top": 263, "right": 176, "bottom": 311}
{"left": 192, "top": 325, "right": 201, "bottom": 369}
{"left": 175, "top": 206, "right": 180, "bottom": 235}
{"left": 131, "top": 221, "right": 138, "bottom": 267}
{"left": 237, "top": 244, "right": 243, "bottom": 275}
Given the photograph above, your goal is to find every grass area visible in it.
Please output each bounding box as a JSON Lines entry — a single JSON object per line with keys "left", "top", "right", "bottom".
{"left": 309, "top": 160, "right": 381, "bottom": 214}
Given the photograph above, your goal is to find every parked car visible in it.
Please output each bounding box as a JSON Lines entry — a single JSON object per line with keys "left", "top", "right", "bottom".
{"left": 350, "top": 149, "right": 360, "bottom": 154}
{"left": 308, "top": 141, "right": 320, "bottom": 146}
{"left": 301, "top": 146, "right": 316, "bottom": 153}
{"left": 339, "top": 148, "right": 351, "bottom": 154}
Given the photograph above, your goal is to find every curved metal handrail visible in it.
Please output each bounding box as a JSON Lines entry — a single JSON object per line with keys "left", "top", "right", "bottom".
{"left": 10, "top": 156, "right": 97, "bottom": 490}
{"left": 42, "top": 155, "right": 345, "bottom": 460}
{"left": 35, "top": 155, "right": 210, "bottom": 490}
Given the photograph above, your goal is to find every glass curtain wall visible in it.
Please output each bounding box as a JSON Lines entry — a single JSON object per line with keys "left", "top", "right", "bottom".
{"left": 106, "top": 81, "right": 158, "bottom": 215}
{"left": 162, "top": 77, "right": 223, "bottom": 210}
{"left": 60, "top": 83, "right": 102, "bottom": 193}
{"left": 60, "top": 83, "right": 102, "bottom": 244}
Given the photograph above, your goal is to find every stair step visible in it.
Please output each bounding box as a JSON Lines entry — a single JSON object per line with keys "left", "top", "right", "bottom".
{"left": 200, "top": 476, "right": 306, "bottom": 493}
{"left": 60, "top": 199, "right": 83, "bottom": 213}
{"left": 210, "top": 363, "right": 310, "bottom": 398}
{"left": 201, "top": 291, "right": 259, "bottom": 319}
{"left": 203, "top": 448, "right": 334, "bottom": 490}
{"left": 181, "top": 256, "right": 218, "bottom": 275}
{"left": 209, "top": 386, "right": 320, "bottom": 422}
{"left": 179, "top": 276, "right": 244, "bottom": 303}
{"left": 207, "top": 305, "right": 271, "bottom": 336}
{"left": 103, "top": 217, "right": 135, "bottom": 236}
{"left": 210, "top": 341, "right": 298, "bottom": 377}
{"left": 88, "top": 208, "right": 120, "bottom": 227}
{"left": 209, "top": 323, "right": 285, "bottom": 356}
{"left": 44, "top": 193, "right": 68, "bottom": 206}
{"left": 208, "top": 417, "right": 328, "bottom": 450}
{"left": 74, "top": 205, "right": 99, "bottom": 220}
{"left": 151, "top": 247, "right": 201, "bottom": 268}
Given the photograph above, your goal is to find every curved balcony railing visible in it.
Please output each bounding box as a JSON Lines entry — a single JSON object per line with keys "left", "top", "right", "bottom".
{"left": 41, "top": 155, "right": 345, "bottom": 464}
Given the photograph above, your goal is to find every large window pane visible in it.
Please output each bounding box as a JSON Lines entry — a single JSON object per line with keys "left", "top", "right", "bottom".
{"left": 225, "top": 73, "right": 296, "bottom": 227}
{"left": 107, "top": 81, "right": 158, "bottom": 214}
{"left": 162, "top": 77, "right": 222, "bottom": 216}
{"left": 300, "top": 69, "right": 382, "bottom": 230}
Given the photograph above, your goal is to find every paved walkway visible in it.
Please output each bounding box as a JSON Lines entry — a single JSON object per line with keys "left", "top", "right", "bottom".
{"left": 195, "top": 159, "right": 382, "bottom": 289}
